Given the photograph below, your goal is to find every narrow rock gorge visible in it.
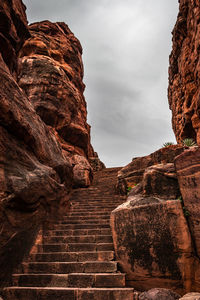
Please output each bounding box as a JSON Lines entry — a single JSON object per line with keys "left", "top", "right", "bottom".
{"left": 1, "top": 0, "right": 200, "bottom": 299}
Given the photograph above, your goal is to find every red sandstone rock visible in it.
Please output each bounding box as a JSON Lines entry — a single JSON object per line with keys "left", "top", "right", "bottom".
{"left": 0, "top": 1, "right": 98, "bottom": 287}
{"left": 0, "top": 0, "right": 30, "bottom": 76}
{"left": 18, "top": 20, "right": 95, "bottom": 186}
{"left": 110, "top": 196, "right": 196, "bottom": 294}
{"left": 175, "top": 147, "right": 200, "bottom": 291}
{"left": 168, "top": 0, "right": 200, "bottom": 144}
{"left": 117, "top": 145, "right": 186, "bottom": 194}
{"left": 142, "top": 163, "right": 180, "bottom": 199}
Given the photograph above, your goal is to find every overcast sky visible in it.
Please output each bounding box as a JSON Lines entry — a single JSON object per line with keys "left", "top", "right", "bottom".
{"left": 23, "top": 0, "right": 179, "bottom": 167}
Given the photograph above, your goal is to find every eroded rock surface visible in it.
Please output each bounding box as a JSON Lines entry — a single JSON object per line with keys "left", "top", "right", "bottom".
{"left": 117, "top": 145, "right": 186, "bottom": 194}
{"left": 175, "top": 147, "right": 200, "bottom": 290}
{"left": 168, "top": 0, "right": 200, "bottom": 144}
{"left": 0, "top": 1, "right": 98, "bottom": 288}
{"left": 18, "top": 20, "right": 95, "bottom": 186}
{"left": 110, "top": 195, "right": 195, "bottom": 294}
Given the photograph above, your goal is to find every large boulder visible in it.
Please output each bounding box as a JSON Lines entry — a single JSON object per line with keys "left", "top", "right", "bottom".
{"left": 117, "top": 145, "right": 186, "bottom": 195}
{"left": 110, "top": 195, "right": 195, "bottom": 294}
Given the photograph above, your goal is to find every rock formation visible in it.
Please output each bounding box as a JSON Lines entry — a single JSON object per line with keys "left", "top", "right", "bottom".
{"left": 18, "top": 20, "right": 96, "bottom": 186}
{"left": 168, "top": 0, "right": 200, "bottom": 144}
{"left": 111, "top": 145, "right": 200, "bottom": 294}
{"left": 0, "top": 0, "right": 100, "bottom": 287}
{"left": 117, "top": 145, "right": 186, "bottom": 194}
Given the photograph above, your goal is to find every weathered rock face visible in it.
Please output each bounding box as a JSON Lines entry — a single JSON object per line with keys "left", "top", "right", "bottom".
{"left": 168, "top": 0, "right": 200, "bottom": 144}
{"left": 111, "top": 194, "right": 195, "bottom": 294}
{"left": 117, "top": 145, "right": 186, "bottom": 195}
{"left": 175, "top": 147, "right": 200, "bottom": 290}
{"left": 0, "top": 0, "right": 30, "bottom": 76}
{"left": 18, "top": 20, "right": 95, "bottom": 185}
{"left": 112, "top": 153, "right": 200, "bottom": 294}
{"left": 0, "top": 1, "right": 97, "bottom": 288}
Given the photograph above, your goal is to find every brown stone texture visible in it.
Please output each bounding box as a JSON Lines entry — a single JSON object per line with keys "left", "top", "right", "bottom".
{"left": 0, "top": 1, "right": 98, "bottom": 288}
{"left": 117, "top": 145, "right": 186, "bottom": 194}
{"left": 142, "top": 163, "right": 180, "bottom": 200}
{"left": 139, "top": 288, "right": 180, "bottom": 300}
{"left": 168, "top": 0, "right": 200, "bottom": 144}
{"left": 18, "top": 20, "right": 95, "bottom": 187}
{"left": 110, "top": 196, "right": 196, "bottom": 294}
{"left": 175, "top": 147, "right": 200, "bottom": 290}
{"left": 0, "top": 0, "right": 30, "bottom": 76}
{"left": 89, "top": 152, "right": 106, "bottom": 172}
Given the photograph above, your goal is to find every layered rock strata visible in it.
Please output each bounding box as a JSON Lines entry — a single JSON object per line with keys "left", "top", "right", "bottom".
{"left": 168, "top": 0, "right": 200, "bottom": 144}
{"left": 18, "top": 20, "right": 96, "bottom": 186}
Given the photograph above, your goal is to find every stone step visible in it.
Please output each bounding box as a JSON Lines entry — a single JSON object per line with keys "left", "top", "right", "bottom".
{"left": 68, "top": 212, "right": 111, "bottom": 217}
{"left": 3, "top": 287, "right": 134, "bottom": 300}
{"left": 43, "top": 235, "right": 113, "bottom": 244}
{"left": 43, "top": 228, "right": 111, "bottom": 236}
{"left": 35, "top": 243, "right": 114, "bottom": 252}
{"left": 20, "top": 261, "right": 117, "bottom": 274}
{"left": 65, "top": 215, "right": 110, "bottom": 220}
{"left": 57, "top": 219, "right": 110, "bottom": 225}
{"left": 52, "top": 224, "right": 110, "bottom": 230}
{"left": 28, "top": 251, "right": 115, "bottom": 262}
{"left": 13, "top": 273, "right": 125, "bottom": 288}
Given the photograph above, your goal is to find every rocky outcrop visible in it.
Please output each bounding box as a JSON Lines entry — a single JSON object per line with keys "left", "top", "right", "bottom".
{"left": 18, "top": 20, "right": 95, "bottom": 186}
{"left": 168, "top": 0, "right": 200, "bottom": 144}
{"left": 117, "top": 145, "right": 186, "bottom": 195}
{"left": 0, "top": 0, "right": 98, "bottom": 288}
{"left": 111, "top": 149, "right": 200, "bottom": 294}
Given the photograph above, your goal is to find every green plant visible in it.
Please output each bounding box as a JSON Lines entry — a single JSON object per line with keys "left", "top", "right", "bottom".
{"left": 182, "top": 138, "right": 197, "bottom": 147}
{"left": 127, "top": 186, "right": 132, "bottom": 194}
{"left": 177, "top": 195, "right": 190, "bottom": 217}
{"left": 163, "top": 142, "right": 174, "bottom": 147}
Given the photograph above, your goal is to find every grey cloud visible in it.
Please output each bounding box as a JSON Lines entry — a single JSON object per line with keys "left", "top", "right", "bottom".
{"left": 23, "top": 0, "right": 178, "bottom": 167}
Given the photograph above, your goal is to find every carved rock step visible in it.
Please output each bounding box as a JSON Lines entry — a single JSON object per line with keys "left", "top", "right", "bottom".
{"left": 65, "top": 215, "right": 110, "bottom": 220}
{"left": 52, "top": 224, "right": 111, "bottom": 230}
{"left": 68, "top": 212, "right": 111, "bottom": 217}
{"left": 13, "top": 273, "right": 125, "bottom": 287}
{"left": 28, "top": 251, "right": 115, "bottom": 262}
{"left": 3, "top": 287, "right": 134, "bottom": 300}
{"left": 20, "top": 261, "right": 118, "bottom": 273}
{"left": 35, "top": 242, "right": 114, "bottom": 252}
{"left": 43, "top": 235, "right": 113, "bottom": 244}
{"left": 43, "top": 228, "right": 111, "bottom": 236}
{"left": 56, "top": 219, "right": 110, "bottom": 225}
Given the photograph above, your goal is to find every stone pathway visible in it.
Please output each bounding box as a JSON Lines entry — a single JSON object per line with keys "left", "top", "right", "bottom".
{"left": 3, "top": 168, "right": 135, "bottom": 299}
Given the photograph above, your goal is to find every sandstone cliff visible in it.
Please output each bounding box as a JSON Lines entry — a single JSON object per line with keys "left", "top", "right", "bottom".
{"left": 0, "top": 0, "right": 100, "bottom": 287}
{"left": 168, "top": 0, "right": 200, "bottom": 144}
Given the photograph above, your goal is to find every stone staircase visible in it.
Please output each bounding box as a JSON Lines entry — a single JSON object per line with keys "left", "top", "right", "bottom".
{"left": 3, "top": 168, "right": 135, "bottom": 299}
